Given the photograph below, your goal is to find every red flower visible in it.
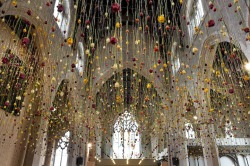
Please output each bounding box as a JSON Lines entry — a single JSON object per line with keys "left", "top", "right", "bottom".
{"left": 22, "top": 37, "right": 30, "bottom": 46}
{"left": 243, "top": 27, "right": 250, "bottom": 33}
{"left": 4, "top": 101, "right": 10, "bottom": 107}
{"left": 110, "top": 37, "right": 118, "bottom": 45}
{"left": 208, "top": 20, "right": 215, "bottom": 27}
{"left": 209, "top": 4, "right": 214, "bottom": 9}
{"left": 2, "top": 57, "right": 9, "bottom": 64}
{"left": 27, "top": 10, "right": 32, "bottom": 16}
{"left": 229, "top": 88, "right": 234, "bottom": 94}
{"left": 19, "top": 73, "right": 25, "bottom": 79}
{"left": 85, "top": 20, "right": 91, "bottom": 25}
{"left": 57, "top": 4, "right": 64, "bottom": 12}
{"left": 154, "top": 46, "right": 159, "bottom": 52}
{"left": 71, "top": 63, "right": 76, "bottom": 68}
{"left": 111, "top": 3, "right": 120, "bottom": 12}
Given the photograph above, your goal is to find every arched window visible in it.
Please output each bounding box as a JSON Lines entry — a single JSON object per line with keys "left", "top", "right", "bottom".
{"left": 53, "top": 0, "right": 70, "bottom": 37}
{"left": 171, "top": 42, "right": 180, "bottom": 76}
{"left": 76, "top": 42, "right": 85, "bottom": 74}
{"left": 112, "top": 111, "right": 140, "bottom": 159}
{"left": 220, "top": 156, "right": 236, "bottom": 166}
{"left": 53, "top": 131, "right": 70, "bottom": 166}
{"left": 0, "top": 49, "right": 35, "bottom": 115}
{"left": 185, "top": 123, "right": 195, "bottom": 139}
{"left": 187, "top": 0, "right": 205, "bottom": 41}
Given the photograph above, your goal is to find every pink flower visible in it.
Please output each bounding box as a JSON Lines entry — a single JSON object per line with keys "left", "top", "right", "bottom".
{"left": 111, "top": 3, "right": 120, "bottom": 12}
{"left": 110, "top": 37, "right": 118, "bottom": 45}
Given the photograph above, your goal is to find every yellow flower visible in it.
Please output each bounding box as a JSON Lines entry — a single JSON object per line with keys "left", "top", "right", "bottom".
{"left": 192, "top": 47, "right": 199, "bottom": 53}
{"left": 83, "top": 78, "right": 88, "bottom": 84}
{"left": 194, "top": 26, "right": 199, "bottom": 33}
{"left": 115, "top": 22, "right": 121, "bottom": 28}
{"left": 158, "top": 15, "right": 165, "bottom": 23}
{"left": 204, "top": 88, "right": 209, "bottom": 93}
{"left": 147, "top": 83, "right": 152, "bottom": 89}
{"left": 67, "top": 37, "right": 73, "bottom": 46}
{"left": 243, "top": 75, "right": 250, "bottom": 81}
{"left": 12, "top": 1, "right": 17, "bottom": 6}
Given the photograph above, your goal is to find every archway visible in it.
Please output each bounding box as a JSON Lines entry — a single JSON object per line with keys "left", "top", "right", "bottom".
{"left": 94, "top": 68, "right": 167, "bottom": 160}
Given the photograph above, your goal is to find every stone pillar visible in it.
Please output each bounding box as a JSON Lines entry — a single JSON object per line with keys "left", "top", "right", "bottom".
{"left": 151, "top": 135, "right": 158, "bottom": 159}
{"left": 31, "top": 118, "right": 49, "bottom": 166}
{"left": 200, "top": 123, "right": 220, "bottom": 166}
{"left": 43, "top": 138, "right": 56, "bottom": 166}
{"left": 194, "top": 99, "right": 220, "bottom": 166}
{"left": 169, "top": 90, "right": 189, "bottom": 166}
{"left": 95, "top": 126, "right": 102, "bottom": 159}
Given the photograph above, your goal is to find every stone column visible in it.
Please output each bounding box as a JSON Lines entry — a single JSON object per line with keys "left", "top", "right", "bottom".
{"left": 195, "top": 101, "right": 220, "bottom": 166}
{"left": 43, "top": 137, "right": 56, "bottom": 166}
{"left": 200, "top": 123, "right": 220, "bottom": 166}
{"left": 151, "top": 135, "right": 158, "bottom": 159}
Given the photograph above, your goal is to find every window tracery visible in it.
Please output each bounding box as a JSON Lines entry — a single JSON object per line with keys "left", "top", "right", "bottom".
{"left": 112, "top": 111, "right": 140, "bottom": 159}
{"left": 53, "top": 131, "right": 70, "bottom": 166}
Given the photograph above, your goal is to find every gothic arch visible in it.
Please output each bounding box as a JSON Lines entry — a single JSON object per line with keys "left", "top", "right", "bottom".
{"left": 92, "top": 62, "right": 168, "bottom": 104}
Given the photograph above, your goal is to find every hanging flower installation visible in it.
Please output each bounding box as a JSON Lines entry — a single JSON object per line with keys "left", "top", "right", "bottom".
{"left": 0, "top": 0, "right": 249, "bottom": 164}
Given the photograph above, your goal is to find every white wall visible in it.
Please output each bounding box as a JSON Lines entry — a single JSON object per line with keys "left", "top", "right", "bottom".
{"left": 220, "top": 156, "right": 235, "bottom": 166}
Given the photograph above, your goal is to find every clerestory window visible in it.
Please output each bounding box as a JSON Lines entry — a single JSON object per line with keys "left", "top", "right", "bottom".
{"left": 53, "top": 0, "right": 70, "bottom": 37}
{"left": 187, "top": 0, "right": 205, "bottom": 41}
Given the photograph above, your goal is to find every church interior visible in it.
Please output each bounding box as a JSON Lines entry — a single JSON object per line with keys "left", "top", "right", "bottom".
{"left": 0, "top": 0, "right": 249, "bottom": 166}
